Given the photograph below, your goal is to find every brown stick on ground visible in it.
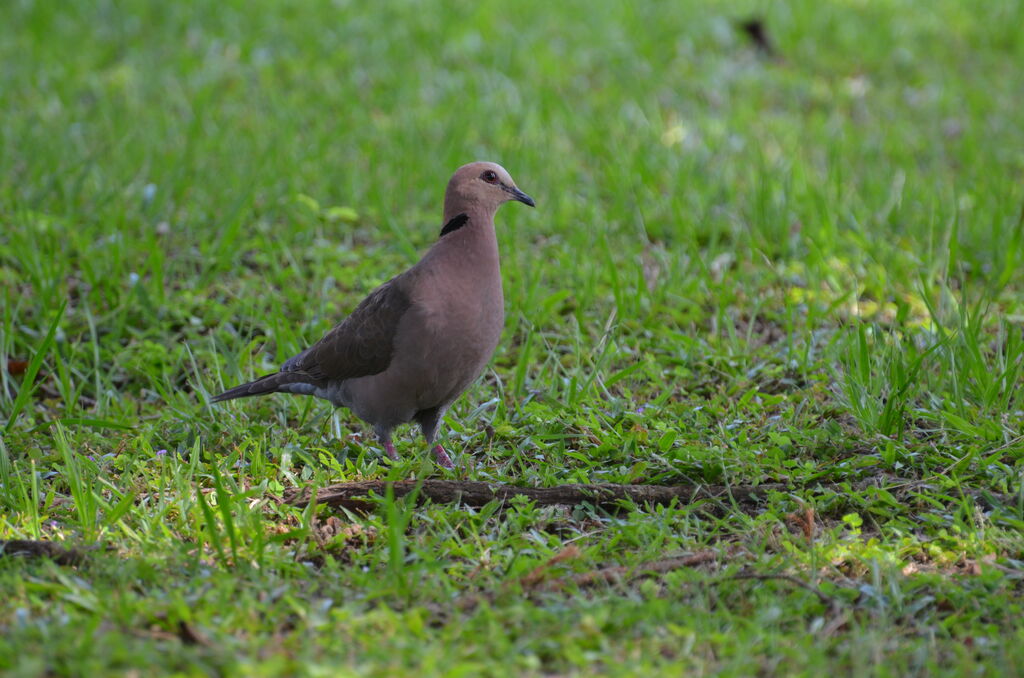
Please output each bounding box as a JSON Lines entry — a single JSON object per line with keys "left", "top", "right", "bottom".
{"left": 284, "top": 480, "right": 790, "bottom": 511}
{"left": 0, "top": 540, "right": 89, "bottom": 566}
{"left": 283, "top": 478, "right": 1010, "bottom": 512}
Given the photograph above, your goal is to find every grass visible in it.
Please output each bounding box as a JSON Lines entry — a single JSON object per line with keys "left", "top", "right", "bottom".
{"left": 2, "top": 0, "right": 1024, "bottom": 674}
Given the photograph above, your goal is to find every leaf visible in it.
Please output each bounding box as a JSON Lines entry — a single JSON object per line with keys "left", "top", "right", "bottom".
{"left": 6, "top": 359, "right": 28, "bottom": 376}
{"left": 294, "top": 193, "right": 320, "bottom": 214}
{"left": 658, "top": 430, "right": 677, "bottom": 452}
{"left": 324, "top": 206, "right": 359, "bottom": 223}
{"left": 103, "top": 490, "right": 137, "bottom": 528}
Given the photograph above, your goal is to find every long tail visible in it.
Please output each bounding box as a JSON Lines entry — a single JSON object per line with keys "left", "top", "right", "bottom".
{"left": 211, "top": 372, "right": 317, "bottom": 403}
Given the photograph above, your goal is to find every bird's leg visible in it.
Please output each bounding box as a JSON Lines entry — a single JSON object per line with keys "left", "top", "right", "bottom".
{"left": 374, "top": 425, "right": 400, "bottom": 462}
{"left": 415, "top": 407, "right": 455, "bottom": 469}
{"left": 432, "top": 444, "right": 455, "bottom": 469}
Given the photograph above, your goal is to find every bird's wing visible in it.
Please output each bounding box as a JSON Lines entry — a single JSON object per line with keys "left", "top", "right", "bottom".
{"left": 281, "top": 277, "right": 413, "bottom": 383}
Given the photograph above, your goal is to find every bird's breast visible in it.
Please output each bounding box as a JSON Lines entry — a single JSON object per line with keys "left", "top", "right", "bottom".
{"left": 405, "top": 269, "right": 503, "bottom": 377}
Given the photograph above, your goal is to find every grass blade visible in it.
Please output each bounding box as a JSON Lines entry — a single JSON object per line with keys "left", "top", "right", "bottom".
{"left": 4, "top": 300, "right": 66, "bottom": 434}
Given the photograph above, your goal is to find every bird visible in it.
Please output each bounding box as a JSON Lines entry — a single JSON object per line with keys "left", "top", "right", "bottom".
{"left": 211, "top": 161, "right": 534, "bottom": 468}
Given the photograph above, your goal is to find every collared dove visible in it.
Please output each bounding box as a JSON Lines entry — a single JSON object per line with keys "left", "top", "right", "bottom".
{"left": 212, "top": 161, "right": 534, "bottom": 468}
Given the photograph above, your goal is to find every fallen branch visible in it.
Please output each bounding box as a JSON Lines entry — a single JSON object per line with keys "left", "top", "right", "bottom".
{"left": 285, "top": 479, "right": 789, "bottom": 511}
{"left": 284, "top": 478, "right": 1013, "bottom": 513}
{"left": 0, "top": 540, "right": 90, "bottom": 566}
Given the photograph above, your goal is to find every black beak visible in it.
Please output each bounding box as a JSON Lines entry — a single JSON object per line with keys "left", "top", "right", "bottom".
{"left": 504, "top": 185, "right": 535, "bottom": 207}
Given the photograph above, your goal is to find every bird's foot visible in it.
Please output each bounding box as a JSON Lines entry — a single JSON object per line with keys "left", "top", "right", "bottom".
{"left": 383, "top": 441, "right": 400, "bottom": 461}
{"left": 432, "top": 445, "right": 455, "bottom": 469}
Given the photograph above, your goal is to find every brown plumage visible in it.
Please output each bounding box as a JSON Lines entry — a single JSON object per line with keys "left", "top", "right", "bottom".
{"left": 212, "top": 162, "right": 534, "bottom": 468}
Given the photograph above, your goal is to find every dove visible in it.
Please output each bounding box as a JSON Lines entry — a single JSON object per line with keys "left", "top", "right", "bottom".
{"left": 212, "top": 161, "right": 534, "bottom": 468}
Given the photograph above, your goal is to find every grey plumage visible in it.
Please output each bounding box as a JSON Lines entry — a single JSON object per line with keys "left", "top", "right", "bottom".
{"left": 212, "top": 161, "right": 534, "bottom": 468}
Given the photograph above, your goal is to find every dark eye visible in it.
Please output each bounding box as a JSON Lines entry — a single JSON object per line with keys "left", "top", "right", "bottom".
{"left": 481, "top": 170, "right": 498, "bottom": 184}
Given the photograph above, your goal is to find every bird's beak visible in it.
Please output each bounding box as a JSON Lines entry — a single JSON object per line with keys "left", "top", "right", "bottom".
{"left": 504, "top": 185, "right": 535, "bottom": 207}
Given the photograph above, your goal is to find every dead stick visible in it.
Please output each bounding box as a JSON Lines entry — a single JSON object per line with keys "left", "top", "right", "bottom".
{"left": 285, "top": 480, "right": 789, "bottom": 510}
{"left": 0, "top": 540, "right": 90, "bottom": 566}
{"left": 284, "top": 479, "right": 1009, "bottom": 511}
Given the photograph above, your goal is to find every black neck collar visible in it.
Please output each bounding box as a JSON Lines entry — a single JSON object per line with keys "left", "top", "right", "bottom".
{"left": 439, "top": 213, "right": 469, "bottom": 237}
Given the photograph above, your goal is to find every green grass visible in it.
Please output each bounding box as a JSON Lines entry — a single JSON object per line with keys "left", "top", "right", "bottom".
{"left": 2, "top": 0, "right": 1024, "bottom": 674}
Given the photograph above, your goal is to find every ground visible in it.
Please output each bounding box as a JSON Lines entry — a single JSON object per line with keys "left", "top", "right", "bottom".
{"left": 2, "top": 0, "right": 1024, "bottom": 675}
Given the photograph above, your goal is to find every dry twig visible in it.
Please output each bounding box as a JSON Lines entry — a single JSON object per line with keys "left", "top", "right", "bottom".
{"left": 0, "top": 540, "right": 91, "bottom": 566}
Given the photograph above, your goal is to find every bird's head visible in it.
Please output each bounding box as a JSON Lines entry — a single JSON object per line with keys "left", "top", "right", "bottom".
{"left": 444, "top": 161, "right": 534, "bottom": 220}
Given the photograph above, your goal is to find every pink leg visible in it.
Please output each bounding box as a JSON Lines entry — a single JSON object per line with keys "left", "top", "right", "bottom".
{"left": 384, "top": 440, "right": 400, "bottom": 461}
{"left": 432, "top": 444, "right": 455, "bottom": 469}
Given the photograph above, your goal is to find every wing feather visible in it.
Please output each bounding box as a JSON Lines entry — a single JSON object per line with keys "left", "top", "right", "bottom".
{"left": 282, "top": 277, "right": 413, "bottom": 383}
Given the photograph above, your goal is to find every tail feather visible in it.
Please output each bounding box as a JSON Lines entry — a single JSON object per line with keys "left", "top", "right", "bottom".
{"left": 211, "top": 372, "right": 316, "bottom": 403}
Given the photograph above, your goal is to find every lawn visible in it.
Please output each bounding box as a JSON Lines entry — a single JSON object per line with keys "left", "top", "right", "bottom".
{"left": 2, "top": 0, "right": 1024, "bottom": 675}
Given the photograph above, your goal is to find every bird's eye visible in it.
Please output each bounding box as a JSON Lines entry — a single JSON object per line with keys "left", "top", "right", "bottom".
{"left": 481, "top": 170, "right": 498, "bottom": 184}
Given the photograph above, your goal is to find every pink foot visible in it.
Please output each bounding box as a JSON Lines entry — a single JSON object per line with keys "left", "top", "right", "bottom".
{"left": 384, "top": 441, "right": 400, "bottom": 461}
{"left": 432, "top": 444, "right": 455, "bottom": 469}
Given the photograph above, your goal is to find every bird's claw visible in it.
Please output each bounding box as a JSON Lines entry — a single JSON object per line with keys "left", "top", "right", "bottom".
{"left": 432, "top": 444, "right": 455, "bottom": 469}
